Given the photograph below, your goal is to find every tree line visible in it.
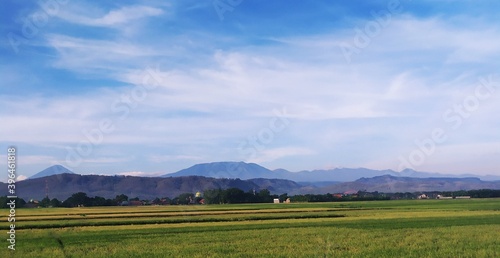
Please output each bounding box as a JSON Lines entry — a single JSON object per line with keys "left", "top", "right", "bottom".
{"left": 1, "top": 188, "right": 500, "bottom": 208}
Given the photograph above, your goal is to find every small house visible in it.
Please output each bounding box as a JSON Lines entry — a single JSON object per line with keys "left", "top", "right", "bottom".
{"left": 417, "top": 194, "right": 428, "bottom": 199}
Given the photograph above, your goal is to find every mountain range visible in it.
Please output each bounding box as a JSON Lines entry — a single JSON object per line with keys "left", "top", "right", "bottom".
{"left": 3, "top": 172, "right": 499, "bottom": 201}
{"left": 3, "top": 162, "right": 498, "bottom": 201}
{"left": 317, "top": 175, "right": 500, "bottom": 194}
{"left": 163, "top": 161, "right": 500, "bottom": 182}
{"left": 23, "top": 162, "right": 500, "bottom": 183}
{"left": 3, "top": 173, "right": 304, "bottom": 200}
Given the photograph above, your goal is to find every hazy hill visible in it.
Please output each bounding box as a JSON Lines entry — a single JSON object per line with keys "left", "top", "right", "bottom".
{"left": 29, "top": 165, "right": 75, "bottom": 179}
{"left": 318, "top": 175, "right": 500, "bottom": 193}
{"left": 1, "top": 173, "right": 304, "bottom": 200}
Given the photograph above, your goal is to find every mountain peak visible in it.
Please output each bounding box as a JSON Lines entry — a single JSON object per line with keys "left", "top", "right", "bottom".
{"left": 163, "top": 161, "right": 278, "bottom": 180}
{"left": 29, "top": 165, "right": 75, "bottom": 179}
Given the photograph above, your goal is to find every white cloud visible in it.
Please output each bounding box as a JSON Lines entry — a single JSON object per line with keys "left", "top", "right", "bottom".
{"left": 247, "top": 147, "right": 315, "bottom": 164}
{"left": 373, "top": 16, "right": 500, "bottom": 64}
{"left": 83, "top": 157, "right": 131, "bottom": 164}
{"left": 6, "top": 155, "right": 61, "bottom": 165}
{"left": 149, "top": 155, "right": 204, "bottom": 163}
{"left": 116, "top": 171, "right": 163, "bottom": 177}
{"left": 45, "top": 34, "right": 162, "bottom": 75}
{"left": 57, "top": 5, "right": 164, "bottom": 27}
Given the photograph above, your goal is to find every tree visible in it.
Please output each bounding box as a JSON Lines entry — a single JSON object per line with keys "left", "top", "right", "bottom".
{"left": 258, "top": 189, "right": 272, "bottom": 203}
{"left": 290, "top": 195, "right": 308, "bottom": 202}
{"left": 224, "top": 188, "right": 245, "bottom": 204}
{"left": 50, "top": 198, "right": 61, "bottom": 207}
{"left": 161, "top": 197, "right": 171, "bottom": 205}
{"left": 279, "top": 193, "right": 289, "bottom": 203}
{"left": 18, "top": 197, "right": 26, "bottom": 207}
{"left": 39, "top": 196, "right": 51, "bottom": 207}
{"left": 0, "top": 196, "right": 8, "bottom": 208}
{"left": 204, "top": 189, "right": 223, "bottom": 204}
{"left": 62, "top": 192, "right": 91, "bottom": 207}
{"left": 91, "top": 196, "right": 108, "bottom": 206}
{"left": 114, "top": 194, "right": 129, "bottom": 205}
{"left": 177, "top": 193, "right": 194, "bottom": 205}
{"left": 1, "top": 196, "right": 26, "bottom": 208}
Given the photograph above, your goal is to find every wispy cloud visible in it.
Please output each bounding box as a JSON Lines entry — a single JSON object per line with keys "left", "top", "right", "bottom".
{"left": 116, "top": 171, "right": 164, "bottom": 177}
{"left": 149, "top": 155, "right": 205, "bottom": 163}
{"left": 248, "top": 147, "right": 315, "bottom": 164}
{"left": 56, "top": 5, "right": 164, "bottom": 28}
{"left": 45, "top": 34, "right": 161, "bottom": 75}
{"left": 2, "top": 1, "right": 500, "bottom": 176}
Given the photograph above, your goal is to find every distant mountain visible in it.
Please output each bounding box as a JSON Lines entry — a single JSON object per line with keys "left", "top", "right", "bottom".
{"left": 29, "top": 165, "right": 75, "bottom": 179}
{"left": 163, "top": 162, "right": 500, "bottom": 182}
{"left": 163, "top": 162, "right": 393, "bottom": 181}
{"left": 318, "top": 175, "right": 500, "bottom": 193}
{"left": 246, "top": 178, "right": 303, "bottom": 194}
{"left": 1, "top": 173, "right": 305, "bottom": 200}
{"left": 11, "top": 163, "right": 499, "bottom": 201}
{"left": 4, "top": 171, "right": 500, "bottom": 201}
{"left": 280, "top": 167, "right": 400, "bottom": 182}
{"left": 396, "top": 169, "right": 500, "bottom": 181}
{"left": 281, "top": 167, "right": 500, "bottom": 182}
{"left": 164, "top": 162, "right": 286, "bottom": 180}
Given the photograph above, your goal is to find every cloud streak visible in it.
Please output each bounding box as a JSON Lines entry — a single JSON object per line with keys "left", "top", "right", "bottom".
{"left": 56, "top": 5, "right": 164, "bottom": 27}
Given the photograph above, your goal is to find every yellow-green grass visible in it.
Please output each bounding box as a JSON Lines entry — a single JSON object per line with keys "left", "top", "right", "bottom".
{"left": 1, "top": 199, "right": 499, "bottom": 257}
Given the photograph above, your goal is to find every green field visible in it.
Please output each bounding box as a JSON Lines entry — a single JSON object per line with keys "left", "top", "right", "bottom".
{"left": 2, "top": 199, "right": 499, "bottom": 257}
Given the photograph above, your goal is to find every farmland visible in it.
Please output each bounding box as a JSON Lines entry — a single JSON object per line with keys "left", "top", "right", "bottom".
{"left": 2, "top": 199, "right": 499, "bottom": 257}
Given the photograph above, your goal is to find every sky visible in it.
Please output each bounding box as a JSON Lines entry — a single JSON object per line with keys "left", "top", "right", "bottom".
{"left": 1, "top": 0, "right": 500, "bottom": 180}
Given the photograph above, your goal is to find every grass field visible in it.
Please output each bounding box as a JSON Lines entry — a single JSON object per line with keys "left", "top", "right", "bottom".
{"left": 2, "top": 199, "right": 499, "bottom": 257}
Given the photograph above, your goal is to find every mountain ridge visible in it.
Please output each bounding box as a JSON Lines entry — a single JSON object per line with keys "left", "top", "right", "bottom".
{"left": 162, "top": 161, "right": 500, "bottom": 182}
{"left": 8, "top": 162, "right": 499, "bottom": 201}
{"left": 19, "top": 162, "right": 500, "bottom": 184}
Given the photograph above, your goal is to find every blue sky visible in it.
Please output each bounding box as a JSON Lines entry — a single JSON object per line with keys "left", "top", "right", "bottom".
{"left": 1, "top": 0, "right": 500, "bottom": 179}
